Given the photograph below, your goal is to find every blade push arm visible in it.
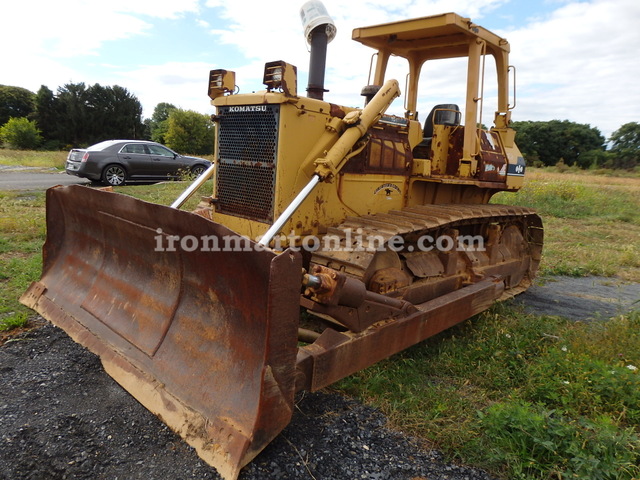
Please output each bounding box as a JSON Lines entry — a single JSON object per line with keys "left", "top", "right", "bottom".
{"left": 312, "top": 79, "right": 400, "bottom": 180}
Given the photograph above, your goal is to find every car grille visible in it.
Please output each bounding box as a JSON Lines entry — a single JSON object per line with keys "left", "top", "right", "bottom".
{"left": 215, "top": 105, "right": 279, "bottom": 223}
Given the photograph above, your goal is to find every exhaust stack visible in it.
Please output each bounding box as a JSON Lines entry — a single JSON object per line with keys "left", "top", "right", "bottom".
{"left": 300, "top": 1, "right": 336, "bottom": 100}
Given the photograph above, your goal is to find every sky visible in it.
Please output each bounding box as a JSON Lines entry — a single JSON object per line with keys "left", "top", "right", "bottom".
{"left": 2, "top": 0, "right": 639, "bottom": 139}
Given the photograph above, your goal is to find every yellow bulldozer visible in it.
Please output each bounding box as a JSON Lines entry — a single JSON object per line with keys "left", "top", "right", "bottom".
{"left": 21, "top": 3, "right": 542, "bottom": 479}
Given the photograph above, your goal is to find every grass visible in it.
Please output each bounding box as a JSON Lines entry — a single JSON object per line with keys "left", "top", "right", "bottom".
{"left": 0, "top": 190, "right": 46, "bottom": 331}
{"left": 492, "top": 169, "right": 640, "bottom": 282}
{"left": 1, "top": 157, "right": 640, "bottom": 478}
{"left": 335, "top": 306, "right": 640, "bottom": 479}
{"left": 0, "top": 179, "right": 208, "bottom": 333}
{"left": 115, "top": 179, "right": 213, "bottom": 210}
{"left": 0, "top": 149, "right": 68, "bottom": 170}
{"left": 493, "top": 170, "right": 640, "bottom": 224}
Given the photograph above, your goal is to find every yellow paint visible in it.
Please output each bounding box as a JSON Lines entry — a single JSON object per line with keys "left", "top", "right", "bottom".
{"left": 207, "top": 12, "right": 528, "bottom": 246}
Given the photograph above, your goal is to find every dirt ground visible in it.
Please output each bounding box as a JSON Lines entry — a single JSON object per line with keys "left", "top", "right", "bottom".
{"left": 1, "top": 276, "right": 638, "bottom": 480}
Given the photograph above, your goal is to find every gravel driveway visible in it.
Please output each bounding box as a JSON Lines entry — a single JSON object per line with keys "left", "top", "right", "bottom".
{"left": 0, "top": 322, "right": 496, "bottom": 480}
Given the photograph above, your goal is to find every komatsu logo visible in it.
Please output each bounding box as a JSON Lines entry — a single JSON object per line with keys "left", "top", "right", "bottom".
{"left": 228, "top": 106, "right": 267, "bottom": 113}
{"left": 374, "top": 183, "right": 401, "bottom": 196}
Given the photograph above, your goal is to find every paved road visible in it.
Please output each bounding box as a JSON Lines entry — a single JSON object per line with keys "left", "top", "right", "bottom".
{"left": 0, "top": 167, "right": 91, "bottom": 191}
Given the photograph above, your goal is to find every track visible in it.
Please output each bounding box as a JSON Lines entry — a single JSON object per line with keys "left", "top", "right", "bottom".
{"left": 312, "top": 203, "right": 544, "bottom": 304}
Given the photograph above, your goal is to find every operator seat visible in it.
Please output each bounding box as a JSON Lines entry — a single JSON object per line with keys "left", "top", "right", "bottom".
{"left": 412, "top": 104, "right": 461, "bottom": 158}
{"left": 423, "top": 104, "right": 461, "bottom": 139}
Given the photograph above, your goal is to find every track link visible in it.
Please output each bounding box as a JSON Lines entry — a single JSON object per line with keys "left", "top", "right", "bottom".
{"left": 311, "top": 204, "right": 543, "bottom": 303}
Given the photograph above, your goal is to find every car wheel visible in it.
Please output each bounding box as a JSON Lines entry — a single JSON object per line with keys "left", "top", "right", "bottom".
{"left": 102, "top": 164, "right": 127, "bottom": 186}
{"left": 191, "top": 165, "right": 207, "bottom": 177}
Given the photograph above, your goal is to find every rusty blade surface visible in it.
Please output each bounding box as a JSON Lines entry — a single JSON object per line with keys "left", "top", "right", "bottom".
{"left": 20, "top": 185, "right": 302, "bottom": 480}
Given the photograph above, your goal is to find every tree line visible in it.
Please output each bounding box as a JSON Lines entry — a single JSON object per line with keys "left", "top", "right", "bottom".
{"left": 0, "top": 84, "right": 214, "bottom": 155}
{"left": 0, "top": 83, "right": 638, "bottom": 169}
{"left": 511, "top": 120, "right": 639, "bottom": 170}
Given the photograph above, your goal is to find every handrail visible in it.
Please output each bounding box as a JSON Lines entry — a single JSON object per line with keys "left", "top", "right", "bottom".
{"left": 508, "top": 65, "right": 517, "bottom": 110}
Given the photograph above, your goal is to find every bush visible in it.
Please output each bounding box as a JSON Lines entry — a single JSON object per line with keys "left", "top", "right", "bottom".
{"left": 0, "top": 117, "right": 42, "bottom": 150}
{"left": 164, "top": 109, "right": 214, "bottom": 155}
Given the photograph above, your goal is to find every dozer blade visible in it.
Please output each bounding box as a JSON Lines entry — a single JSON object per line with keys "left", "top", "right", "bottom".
{"left": 20, "top": 185, "right": 302, "bottom": 480}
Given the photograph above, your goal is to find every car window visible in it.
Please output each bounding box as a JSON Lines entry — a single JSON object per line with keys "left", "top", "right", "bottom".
{"left": 121, "top": 143, "right": 148, "bottom": 154}
{"left": 88, "top": 140, "right": 119, "bottom": 151}
{"left": 147, "top": 144, "right": 175, "bottom": 157}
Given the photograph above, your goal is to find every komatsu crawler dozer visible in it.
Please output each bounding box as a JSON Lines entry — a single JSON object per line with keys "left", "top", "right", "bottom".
{"left": 22, "top": 3, "right": 542, "bottom": 479}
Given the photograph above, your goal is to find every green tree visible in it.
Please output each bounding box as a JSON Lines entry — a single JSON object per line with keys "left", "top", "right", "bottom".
{"left": 149, "top": 102, "right": 176, "bottom": 144}
{"left": 0, "top": 117, "right": 43, "bottom": 149}
{"left": 0, "top": 85, "right": 35, "bottom": 125}
{"left": 152, "top": 102, "right": 176, "bottom": 124}
{"left": 55, "top": 82, "right": 89, "bottom": 146}
{"left": 33, "top": 85, "right": 60, "bottom": 147}
{"left": 85, "top": 84, "right": 144, "bottom": 143}
{"left": 53, "top": 82, "right": 145, "bottom": 146}
{"left": 164, "top": 109, "right": 214, "bottom": 154}
{"left": 608, "top": 122, "right": 640, "bottom": 169}
{"left": 574, "top": 149, "right": 613, "bottom": 169}
{"left": 107, "top": 85, "right": 144, "bottom": 140}
{"left": 512, "top": 120, "right": 605, "bottom": 168}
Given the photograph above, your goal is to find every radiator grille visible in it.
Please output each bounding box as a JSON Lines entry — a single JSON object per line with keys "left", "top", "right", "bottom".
{"left": 216, "top": 105, "right": 279, "bottom": 223}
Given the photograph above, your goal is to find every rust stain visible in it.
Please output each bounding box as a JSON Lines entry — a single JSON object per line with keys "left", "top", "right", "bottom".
{"left": 329, "top": 103, "right": 346, "bottom": 118}
{"left": 343, "top": 121, "right": 411, "bottom": 175}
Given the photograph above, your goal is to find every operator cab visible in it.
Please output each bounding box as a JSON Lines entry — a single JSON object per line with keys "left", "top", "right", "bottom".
{"left": 353, "top": 12, "right": 518, "bottom": 184}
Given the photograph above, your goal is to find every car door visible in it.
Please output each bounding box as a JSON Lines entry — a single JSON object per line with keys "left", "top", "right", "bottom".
{"left": 146, "top": 144, "right": 186, "bottom": 178}
{"left": 117, "top": 143, "right": 154, "bottom": 178}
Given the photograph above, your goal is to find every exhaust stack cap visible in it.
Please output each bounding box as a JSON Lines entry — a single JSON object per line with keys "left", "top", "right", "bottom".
{"left": 300, "top": 1, "right": 336, "bottom": 44}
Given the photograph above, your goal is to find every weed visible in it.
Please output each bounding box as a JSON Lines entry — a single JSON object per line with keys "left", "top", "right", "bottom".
{"left": 525, "top": 349, "right": 640, "bottom": 423}
{"left": 336, "top": 307, "right": 640, "bottom": 479}
{"left": 493, "top": 179, "right": 640, "bottom": 225}
{"left": 0, "top": 311, "right": 29, "bottom": 331}
{"left": 476, "top": 401, "right": 640, "bottom": 479}
{"left": 0, "top": 149, "right": 67, "bottom": 170}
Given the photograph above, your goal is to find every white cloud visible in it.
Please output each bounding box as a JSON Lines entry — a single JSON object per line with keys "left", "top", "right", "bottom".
{"left": 113, "top": 61, "right": 217, "bottom": 117}
{"left": 201, "top": 0, "right": 639, "bottom": 138}
{"left": 2, "top": 0, "right": 637, "bottom": 140}
{"left": 1, "top": 1, "right": 200, "bottom": 59}
{"left": 502, "top": 0, "right": 640, "bottom": 137}
{"left": 201, "top": 1, "right": 495, "bottom": 116}
{"left": 1, "top": 0, "right": 203, "bottom": 112}
{"left": 106, "top": 0, "right": 201, "bottom": 19}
